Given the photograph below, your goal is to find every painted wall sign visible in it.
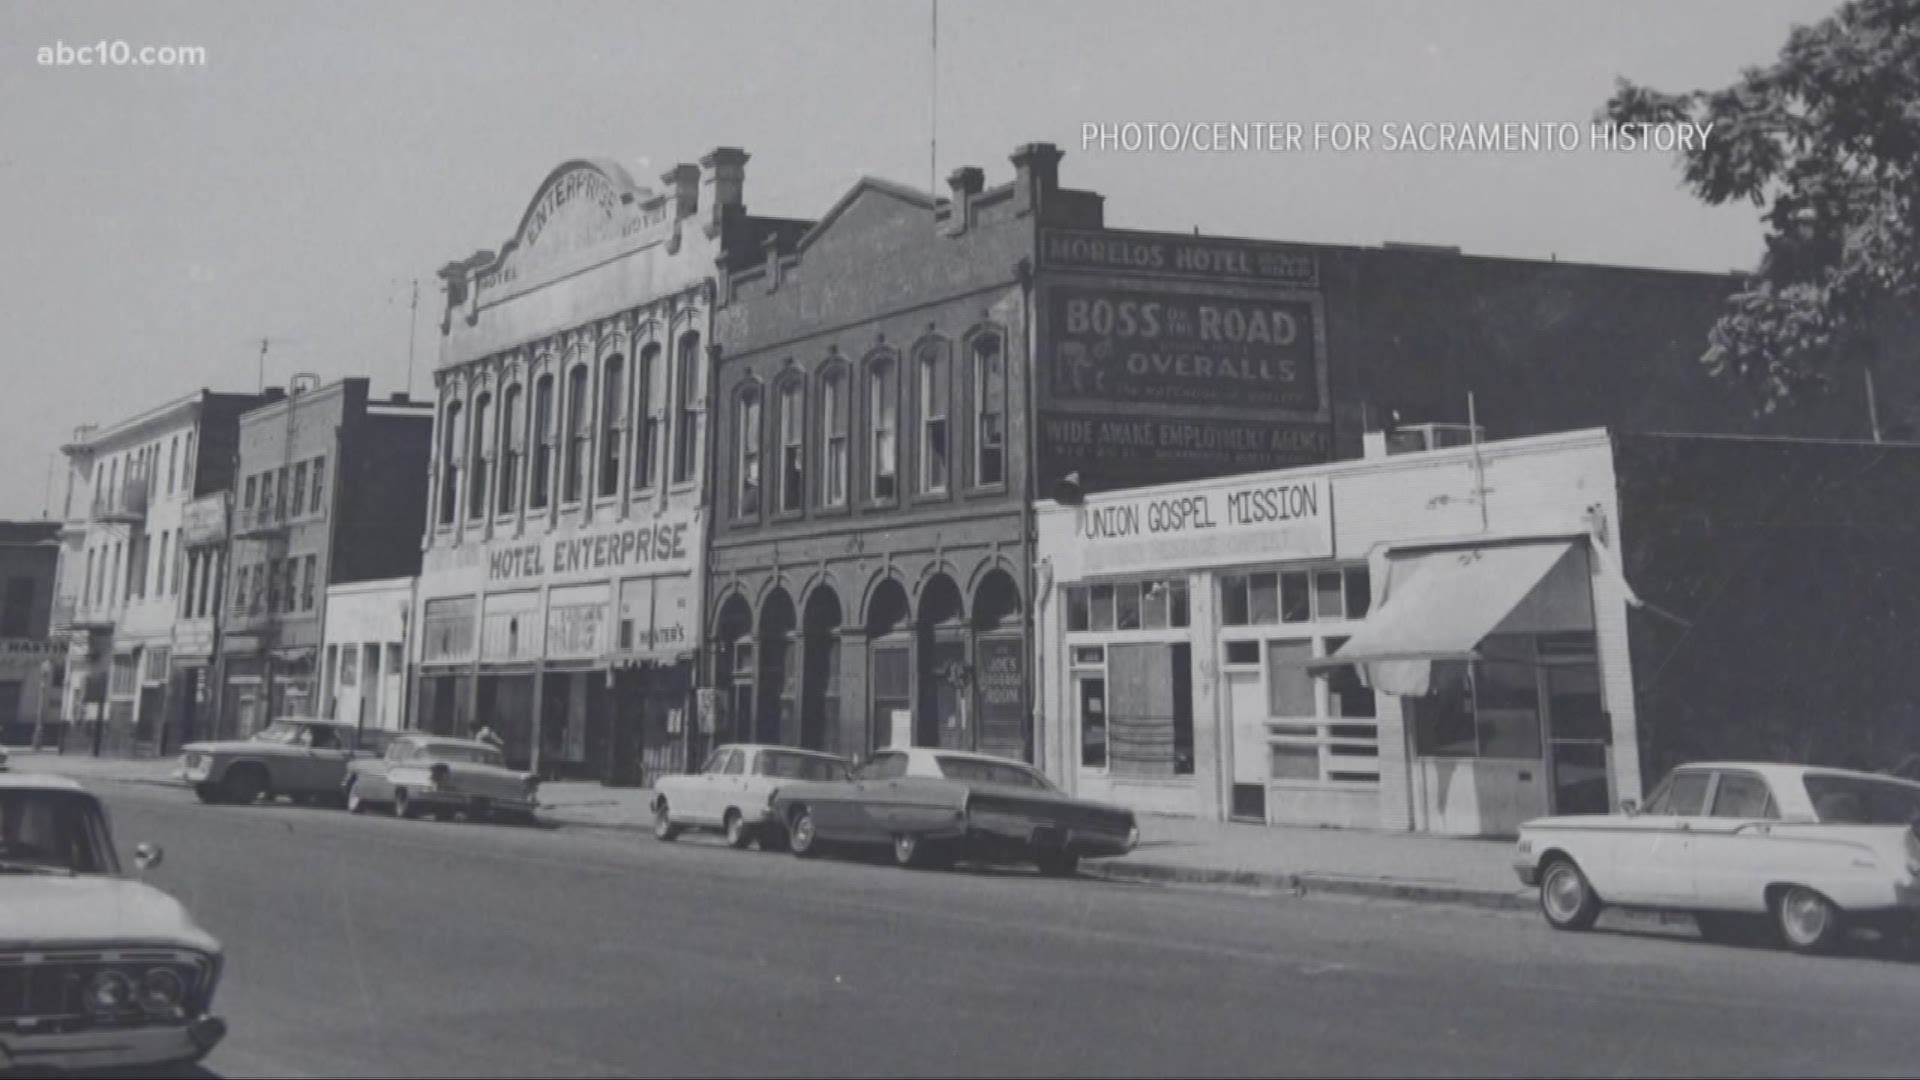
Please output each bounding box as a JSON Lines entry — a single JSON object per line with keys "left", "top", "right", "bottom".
{"left": 179, "top": 494, "right": 228, "bottom": 546}
{"left": 1038, "top": 411, "right": 1330, "bottom": 494}
{"left": 1041, "top": 228, "right": 1320, "bottom": 289}
{"left": 1047, "top": 285, "right": 1322, "bottom": 414}
{"left": 422, "top": 510, "right": 698, "bottom": 585}
{"left": 1075, "top": 476, "right": 1334, "bottom": 575}
{"left": 475, "top": 164, "right": 674, "bottom": 300}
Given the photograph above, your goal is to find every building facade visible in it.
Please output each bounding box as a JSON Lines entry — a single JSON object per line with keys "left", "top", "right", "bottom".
{"left": 321, "top": 576, "right": 413, "bottom": 733}
{"left": 415, "top": 151, "right": 794, "bottom": 784}
{"left": 55, "top": 391, "right": 260, "bottom": 755}
{"left": 171, "top": 491, "right": 228, "bottom": 746}
{"left": 216, "top": 378, "right": 430, "bottom": 738}
{"left": 0, "top": 522, "right": 63, "bottom": 745}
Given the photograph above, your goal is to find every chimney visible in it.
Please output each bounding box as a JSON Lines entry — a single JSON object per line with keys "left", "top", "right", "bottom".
{"left": 1010, "top": 142, "right": 1064, "bottom": 216}
{"left": 661, "top": 163, "right": 700, "bottom": 220}
{"left": 389, "top": 392, "right": 412, "bottom": 405}
{"left": 262, "top": 387, "right": 286, "bottom": 403}
{"left": 945, "top": 166, "right": 984, "bottom": 236}
{"left": 700, "top": 147, "right": 749, "bottom": 240}
{"left": 762, "top": 232, "right": 785, "bottom": 291}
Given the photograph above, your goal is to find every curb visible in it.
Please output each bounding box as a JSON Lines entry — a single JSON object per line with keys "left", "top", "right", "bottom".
{"left": 1081, "top": 859, "right": 1534, "bottom": 912}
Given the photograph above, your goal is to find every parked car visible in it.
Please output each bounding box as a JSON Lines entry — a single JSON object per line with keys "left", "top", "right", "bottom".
{"left": 0, "top": 772, "right": 227, "bottom": 1072}
{"left": 1515, "top": 761, "right": 1920, "bottom": 954}
{"left": 0, "top": 745, "right": 9, "bottom": 771}
{"left": 344, "top": 734, "right": 541, "bottom": 824}
{"left": 178, "top": 718, "right": 385, "bottom": 807}
{"left": 651, "top": 744, "right": 852, "bottom": 849}
{"left": 767, "top": 747, "right": 1140, "bottom": 876}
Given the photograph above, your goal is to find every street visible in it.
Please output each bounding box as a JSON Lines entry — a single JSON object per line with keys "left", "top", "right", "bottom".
{"left": 86, "top": 779, "right": 1920, "bottom": 1078}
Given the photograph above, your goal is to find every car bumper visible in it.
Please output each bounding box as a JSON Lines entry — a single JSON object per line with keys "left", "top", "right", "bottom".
{"left": 177, "top": 764, "right": 212, "bottom": 784}
{"left": 965, "top": 821, "right": 1135, "bottom": 861}
{"left": 413, "top": 789, "right": 539, "bottom": 813}
{"left": 0, "top": 1014, "right": 226, "bottom": 1073}
{"left": 1514, "top": 863, "right": 1541, "bottom": 887}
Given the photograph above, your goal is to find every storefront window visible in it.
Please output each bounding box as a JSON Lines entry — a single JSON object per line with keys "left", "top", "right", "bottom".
{"left": 1066, "top": 579, "right": 1189, "bottom": 633}
{"left": 1221, "top": 566, "right": 1369, "bottom": 627}
{"left": 1410, "top": 635, "right": 1570, "bottom": 761}
{"left": 1067, "top": 588, "right": 1091, "bottom": 632}
{"left": 1115, "top": 581, "right": 1141, "bottom": 630}
{"left": 1249, "top": 573, "right": 1279, "bottom": 623}
{"left": 1281, "top": 572, "right": 1311, "bottom": 622}
{"left": 1089, "top": 583, "right": 1115, "bottom": 631}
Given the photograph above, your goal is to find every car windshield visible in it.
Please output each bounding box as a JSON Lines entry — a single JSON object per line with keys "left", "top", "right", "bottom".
{"left": 934, "top": 756, "right": 1055, "bottom": 791}
{"left": 251, "top": 722, "right": 308, "bottom": 745}
{"left": 1803, "top": 774, "right": 1920, "bottom": 825}
{"left": 423, "top": 744, "right": 505, "bottom": 767}
{"left": 758, "top": 751, "right": 849, "bottom": 781}
{"left": 0, "top": 790, "right": 118, "bottom": 876}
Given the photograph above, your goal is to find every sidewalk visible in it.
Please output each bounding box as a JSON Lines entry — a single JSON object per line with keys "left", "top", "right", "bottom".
{"left": 8, "top": 750, "right": 1531, "bottom": 911}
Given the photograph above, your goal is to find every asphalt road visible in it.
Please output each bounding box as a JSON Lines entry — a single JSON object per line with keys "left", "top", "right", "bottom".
{"left": 79, "top": 779, "right": 1920, "bottom": 1078}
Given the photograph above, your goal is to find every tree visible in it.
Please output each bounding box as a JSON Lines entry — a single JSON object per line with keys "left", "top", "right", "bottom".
{"left": 1605, "top": 0, "right": 1920, "bottom": 413}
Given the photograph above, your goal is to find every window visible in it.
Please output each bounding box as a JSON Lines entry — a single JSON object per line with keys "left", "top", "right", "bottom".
{"left": 1409, "top": 636, "right": 1571, "bottom": 762}
{"left": 469, "top": 392, "right": 492, "bottom": 519}
{"left": 167, "top": 436, "right": 179, "bottom": 494}
{"left": 291, "top": 462, "right": 308, "bottom": 519}
{"left": 1802, "top": 773, "right": 1920, "bottom": 824}
{"left": 564, "top": 364, "right": 590, "bottom": 504}
{"left": 598, "top": 354, "right": 625, "bottom": 498}
{"left": 935, "top": 756, "right": 1051, "bottom": 790}
{"left": 302, "top": 554, "right": 317, "bottom": 611}
{"left": 265, "top": 559, "right": 280, "bottom": 614}
{"left": 243, "top": 475, "right": 256, "bottom": 511}
{"left": 735, "top": 385, "right": 762, "bottom": 518}
{"left": 672, "top": 332, "right": 700, "bottom": 484}
{"left": 499, "top": 384, "right": 523, "bottom": 513}
{"left": 916, "top": 341, "right": 950, "bottom": 494}
{"left": 1644, "top": 770, "right": 1711, "bottom": 817}
{"left": 155, "top": 532, "right": 170, "bottom": 597}
{"left": 1241, "top": 637, "right": 1380, "bottom": 784}
{"left": 777, "top": 378, "right": 804, "bottom": 513}
{"left": 868, "top": 356, "right": 898, "bottom": 501}
{"left": 820, "top": 365, "right": 848, "bottom": 507}
{"left": 231, "top": 565, "right": 246, "bottom": 613}
{"left": 973, "top": 334, "right": 1006, "bottom": 487}
{"left": 276, "top": 466, "right": 289, "bottom": 518}
{"left": 183, "top": 431, "right": 195, "bottom": 493}
{"left": 1065, "top": 578, "right": 1190, "bottom": 631}
{"left": 530, "top": 375, "right": 554, "bottom": 510}
{"left": 1709, "top": 772, "right": 1776, "bottom": 819}
{"left": 632, "top": 344, "right": 657, "bottom": 491}
{"left": 83, "top": 550, "right": 95, "bottom": 611}
{"left": 2, "top": 577, "right": 33, "bottom": 637}
{"left": 862, "top": 752, "right": 909, "bottom": 780}
{"left": 439, "top": 399, "right": 462, "bottom": 526}
{"left": 1221, "top": 566, "right": 1369, "bottom": 626}
{"left": 310, "top": 456, "right": 325, "bottom": 515}
{"left": 258, "top": 471, "right": 273, "bottom": 520}
{"left": 719, "top": 748, "right": 746, "bottom": 776}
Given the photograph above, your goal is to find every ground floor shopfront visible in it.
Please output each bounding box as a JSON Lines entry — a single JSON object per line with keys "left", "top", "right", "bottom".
{"left": 707, "top": 517, "right": 1031, "bottom": 766}
{"left": 214, "top": 632, "right": 320, "bottom": 741}
{"left": 1036, "top": 429, "right": 1642, "bottom": 837}
{"left": 413, "top": 510, "right": 703, "bottom": 785}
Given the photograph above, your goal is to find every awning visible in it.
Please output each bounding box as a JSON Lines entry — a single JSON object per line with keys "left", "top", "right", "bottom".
{"left": 1310, "top": 540, "right": 1580, "bottom": 696}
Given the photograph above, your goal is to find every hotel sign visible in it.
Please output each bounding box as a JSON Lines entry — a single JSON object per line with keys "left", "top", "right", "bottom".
{"left": 476, "top": 163, "right": 674, "bottom": 300}
{"left": 1041, "top": 228, "right": 1320, "bottom": 289}
{"left": 1075, "top": 476, "right": 1334, "bottom": 574}
{"left": 422, "top": 509, "right": 698, "bottom": 587}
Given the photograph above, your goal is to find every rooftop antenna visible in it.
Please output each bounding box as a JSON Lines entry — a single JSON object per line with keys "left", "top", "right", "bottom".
{"left": 405, "top": 277, "right": 421, "bottom": 399}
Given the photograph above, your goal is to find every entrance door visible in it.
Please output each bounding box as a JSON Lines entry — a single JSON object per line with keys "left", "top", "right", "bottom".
{"left": 1545, "top": 660, "right": 1611, "bottom": 816}
{"left": 870, "top": 643, "right": 911, "bottom": 753}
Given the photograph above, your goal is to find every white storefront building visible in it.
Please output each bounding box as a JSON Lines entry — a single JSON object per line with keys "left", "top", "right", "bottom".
{"left": 321, "top": 577, "right": 414, "bottom": 733}
{"left": 1035, "top": 428, "right": 1643, "bottom": 837}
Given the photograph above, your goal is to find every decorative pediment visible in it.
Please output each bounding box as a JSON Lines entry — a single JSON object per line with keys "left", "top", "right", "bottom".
{"left": 472, "top": 159, "right": 676, "bottom": 299}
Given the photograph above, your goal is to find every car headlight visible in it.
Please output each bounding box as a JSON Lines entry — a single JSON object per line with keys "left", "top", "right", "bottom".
{"left": 1125, "top": 823, "right": 1140, "bottom": 851}
{"left": 86, "top": 970, "right": 134, "bottom": 1016}
{"left": 140, "top": 967, "right": 187, "bottom": 1017}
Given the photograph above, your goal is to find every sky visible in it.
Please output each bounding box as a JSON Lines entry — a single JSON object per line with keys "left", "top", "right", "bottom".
{"left": 0, "top": 0, "right": 1839, "bottom": 519}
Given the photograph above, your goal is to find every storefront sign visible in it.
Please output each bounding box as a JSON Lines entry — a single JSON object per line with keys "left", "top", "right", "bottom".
{"left": 0, "top": 639, "right": 62, "bottom": 657}
{"left": 1076, "top": 476, "right": 1334, "bottom": 574}
{"left": 1041, "top": 228, "right": 1320, "bottom": 288}
{"left": 180, "top": 494, "right": 229, "bottom": 546}
{"left": 974, "top": 637, "right": 1027, "bottom": 760}
{"left": 481, "top": 590, "right": 541, "bottom": 662}
{"left": 1039, "top": 412, "right": 1330, "bottom": 494}
{"left": 1047, "top": 285, "right": 1322, "bottom": 414}
{"left": 479, "top": 514, "right": 695, "bottom": 586}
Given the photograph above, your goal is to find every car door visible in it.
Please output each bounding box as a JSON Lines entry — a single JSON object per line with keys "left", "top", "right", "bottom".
{"left": 305, "top": 725, "right": 355, "bottom": 793}
{"left": 828, "top": 752, "right": 905, "bottom": 839}
{"left": 1687, "top": 769, "right": 1780, "bottom": 911}
{"left": 1610, "top": 768, "right": 1712, "bottom": 904}
{"left": 360, "top": 742, "right": 407, "bottom": 802}
{"left": 697, "top": 749, "right": 746, "bottom": 825}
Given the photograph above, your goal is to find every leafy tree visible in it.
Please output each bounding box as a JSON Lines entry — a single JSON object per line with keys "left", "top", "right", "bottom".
{"left": 1605, "top": 0, "right": 1920, "bottom": 413}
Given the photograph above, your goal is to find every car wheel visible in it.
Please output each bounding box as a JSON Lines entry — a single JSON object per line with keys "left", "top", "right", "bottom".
{"left": 345, "top": 779, "right": 367, "bottom": 814}
{"left": 652, "top": 802, "right": 681, "bottom": 841}
{"left": 1036, "top": 850, "right": 1080, "bottom": 878}
{"left": 193, "top": 783, "right": 227, "bottom": 805}
{"left": 1539, "top": 857, "right": 1602, "bottom": 931}
{"left": 395, "top": 788, "right": 421, "bottom": 820}
{"left": 1774, "top": 885, "right": 1845, "bottom": 954}
{"left": 788, "top": 807, "right": 819, "bottom": 858}
{"left": 893, "top": 833, "right": 943, "bottom": 869}
{"left": 222, "top": 766, "right": 267, "bottom": 806}
{"left": 724, "top": 810, "right": 753, "bottom": 850}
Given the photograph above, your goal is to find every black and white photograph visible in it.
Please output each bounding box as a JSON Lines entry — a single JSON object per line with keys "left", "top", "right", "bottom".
{"left": 5, "top": 0, "right": 1920, "bottom": 1076}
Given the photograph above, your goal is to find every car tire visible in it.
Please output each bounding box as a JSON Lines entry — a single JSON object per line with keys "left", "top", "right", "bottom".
{"left": 1036, "top": 850, "right": 1080, "bottom": 878}
{"left": 1774, "top": 885, "right": 1845, "bottom": 954}
{"left": 345, "top": 779, "right": 367, "bottom": 814}
{"left": 193, "top": 783, "right": 227, "bottom": 805}
{"left": 222, "top": 766, "right": 267, "bottom": 806}
{"left": 395, "top": 788, "right": 421, "bottom": 820}
{"left": 788, "top": 807, "right": 819, "bottom": 858}
{"left": 652, "top": 802, "right": 681, "bottom": 841}
{"left": 724, "top": 811, "right": 753, "bottom": 850}
{"left": 893, "top": 833, "right": 941, "bottom": 870}
{"left": 1539, "top": 857, "right": 1602, "bottom": 931}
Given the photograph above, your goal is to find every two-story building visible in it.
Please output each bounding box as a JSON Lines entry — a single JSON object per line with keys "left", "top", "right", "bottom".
{"left": 415, "top": 151, "right": 804, "bottom": 784}
{"left": 55, "top": 390, "right": 261, "bottom": 755}
{"left": 216, "top": 378, "right": 430, "bottom": 737}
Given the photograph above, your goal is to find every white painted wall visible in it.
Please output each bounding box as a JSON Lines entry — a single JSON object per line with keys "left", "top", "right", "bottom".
{"left": 322, "top": 577, "right": 414, "bottom": 731}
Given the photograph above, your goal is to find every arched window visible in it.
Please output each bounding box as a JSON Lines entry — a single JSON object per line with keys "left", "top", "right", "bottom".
{"left": 777, "top": 377, "right": 805, "bottom": 513}
{"left": 598, "top": 353, "right": 626, "bottom": 498}
{"left": 530, "top": 374, "right": 555, "bottom": 510}
{"left": 736, "top": 384, "right": 763, "bottom": 518}
{"left": 868, "top": 355, "right": 898, "bottom": 501}
{"left": 973, "top": 333, "right": 1006, "bottom": 487}
{"left": 632, "top": 343, "right": 660, "bottom": 491}
{"left": 564, "top": 364, "right": 590, "bottom": 504}
{"left": 439, "top": 399, "right": 462, "bottom": 526}
{"left": 916, "top": 340, "right": 950, "bottom": 494}
{"left": 819, "top": 364, "right": 848, "bottom": 508}
{"left": 468, "top": 391, "right": 492, "bottom": 520}
{"left": 499, "top": 383, "right": 523, "bottom": 513}
{"left": 673, "top": 332, "right": 701, "bottom": 484}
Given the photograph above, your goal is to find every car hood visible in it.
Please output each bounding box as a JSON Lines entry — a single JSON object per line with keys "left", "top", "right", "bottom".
{"left": 0, "top": 875, "right": 221, "bottom": 954}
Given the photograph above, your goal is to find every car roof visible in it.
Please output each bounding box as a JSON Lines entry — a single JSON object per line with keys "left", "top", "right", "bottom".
{"left": 1672, "top": 761, "right": 1920, "bottom": 789}
{"left": 716, "top": 744, "right": 847, "bottom": 761}
{"left": 0, "top": 772, "right": 91, "bottom": 794}
{"left": 399, "top": 735, "right": 496, "bottom": 751}
{"left": 879, "top": 747, "right": 1038, "bottom": 770}
{"left": 272, "top": 717, "right": 353, "bottom": 728}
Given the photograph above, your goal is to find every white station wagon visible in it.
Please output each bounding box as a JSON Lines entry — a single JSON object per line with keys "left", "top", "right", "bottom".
{"left": 651, "top": 744, "right": 852, "bottom": 850}
{"left": 1516, "top": 762, "right": 1920, "bottom": 953}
